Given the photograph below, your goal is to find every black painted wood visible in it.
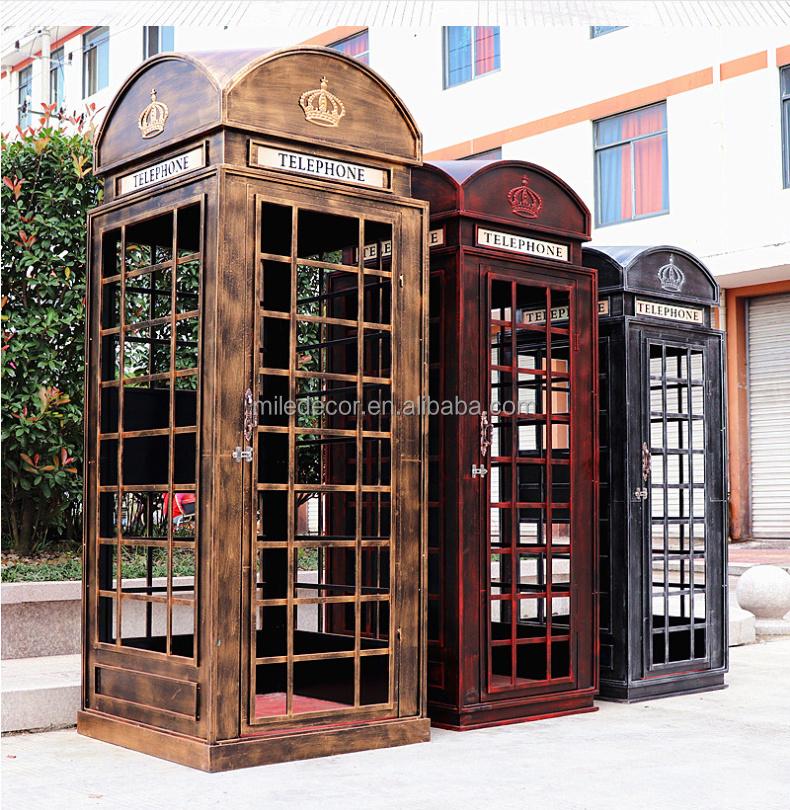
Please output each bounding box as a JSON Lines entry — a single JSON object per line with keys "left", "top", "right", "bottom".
{"left": 586, "top": 245, "right": 727, "bottom": 702}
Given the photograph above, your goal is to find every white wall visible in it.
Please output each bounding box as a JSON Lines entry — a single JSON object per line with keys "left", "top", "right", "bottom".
{"left": 3, "top": 24, "right": 788, "bottom": 285}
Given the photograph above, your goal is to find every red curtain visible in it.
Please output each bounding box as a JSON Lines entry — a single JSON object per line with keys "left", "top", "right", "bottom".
{"left": 634, "top": 136, "right": 664, "bottom": 215}
{"left": 475, "top": 27, "right": 496, "bottom": 74}
{"left": 620, "top": 106, "right": 665, "bottom": 219}
{"left": 339, "top": 32, "right": 369, "bottom": 64}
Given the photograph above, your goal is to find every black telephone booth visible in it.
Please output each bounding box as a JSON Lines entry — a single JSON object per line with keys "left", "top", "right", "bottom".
{"left": 412, "top": 161, "right": 599, "bottom": 729}
{"left": 79, "top": 47, "right": 430, "bottom": 770}
{"left": 584, "top": 246, "right": 727, "bottom": 702}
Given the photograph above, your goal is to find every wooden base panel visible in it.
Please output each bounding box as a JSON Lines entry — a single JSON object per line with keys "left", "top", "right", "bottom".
{"left": 597, "top": 671, "right": 727, "bottom": 703}
{"left": 428, "top": 690, "right": 598, "bottom": 731}
{"left": 78, "top": 711, "right": 431, "bottom": 772}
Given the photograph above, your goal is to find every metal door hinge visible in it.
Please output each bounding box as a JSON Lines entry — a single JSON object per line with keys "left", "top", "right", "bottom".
{"left": 634, "top": 488, "right": 648, "bottom": 500}
{"left": 232, "top": 446, "right": 253, "bottom": 463}
{"left": 472, "top": 464, "right": 488, "bottom": 478}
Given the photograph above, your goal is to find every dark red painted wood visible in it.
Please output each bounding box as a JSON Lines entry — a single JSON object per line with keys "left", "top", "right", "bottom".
{"left": 414, "top": 160, "right": 599, "bottom": 729}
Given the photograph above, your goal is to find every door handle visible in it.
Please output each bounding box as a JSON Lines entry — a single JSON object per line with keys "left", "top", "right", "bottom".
{"left": 243, "top": 387, "right": 258, "bottom": 443}
{"left": 480, "top": 410, "right": 492, "bottom": 457}
{"left": 642, "top": 441, "right": 652, "bottom": 482}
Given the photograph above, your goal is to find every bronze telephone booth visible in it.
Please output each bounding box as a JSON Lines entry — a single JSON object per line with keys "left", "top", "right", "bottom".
{"left": 413, "top": 161, "right": 599, "bottom": 729}
{"left": 79, "top": 47, "right": 429, "bottom": 770}
{"left": 585, "top": 246, "right": 727, "bottom": 701}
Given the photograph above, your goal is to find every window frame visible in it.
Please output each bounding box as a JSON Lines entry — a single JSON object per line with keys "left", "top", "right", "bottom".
{"left": 50, "top": 46, "right": 65, "bottom": 106}
{"left": 328, "top": 29, "right": 369, "bottom": 65}
{"left": 443, "top": 26, "right": 501, "bottom": 89}
{"left": 143, "top": 26, "right": 175, "bottom": 60}
{"left": 593, "top": 102, "right": 669, "bottom": 228}
{"left": 590, "top": 26, "right": 627, "bottom": 38}
{"left": 781, "top": 65, "right": 790, "bottom": 189}
{"left": 82, "top": 26, "right": 110, "bottom": 98}
{"left": 461, "top": 147, "right": 502, "bottom": 161}
{"left": 17, "top": 65, "right": 33, "bottom": 127}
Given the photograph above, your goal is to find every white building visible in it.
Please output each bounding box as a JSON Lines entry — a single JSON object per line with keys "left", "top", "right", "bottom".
{"left": 2, "top": 12, "right": 789, "bottom": 539}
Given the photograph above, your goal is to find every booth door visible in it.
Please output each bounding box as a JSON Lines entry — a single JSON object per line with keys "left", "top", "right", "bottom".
{"left": 482, "top": 263, "right": 596, "bottom": 700}
{"left": 84, "top": 195, "right": 204, "bottom": 735}
{"left": 632, "top": 327, "right": 726, "bottom": 677}
{"left": 242, "top": 189, "right": 423, "bottom": 732}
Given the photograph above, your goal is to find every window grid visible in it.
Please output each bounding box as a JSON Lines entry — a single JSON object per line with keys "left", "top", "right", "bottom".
{"left": 251, "top": 200, "right": 395, "bottom": 724}
{"left": 17, "top": 65, "right": 33, "bottom": 127}
{"left": 594, "top": 103, "right": 668, "bottom": 227}
{"left": 96, "top": 202, "right": 202, "bottom": 661}
{"left": 443, "top": 26, "right": 500, "bottom": 89}
{"left": 487, "top": 278, "right": 573, "bottom": 691}
{"left": 83, "top": 26, "right": 109, "bottom": 98}
{"left": 648, "top": 343, "right": 707, "bottom": 668}
{"left": 49, "top": 47, "right": 65, "bottom": 106}
{"left": 590, "top": 26, "right": 627, "bottom": 38}
{"left": 329, "top": 30, "right": 369, "bottom": 65}
{"left": 143, "top": 26, "right": 175, "bottom": 60}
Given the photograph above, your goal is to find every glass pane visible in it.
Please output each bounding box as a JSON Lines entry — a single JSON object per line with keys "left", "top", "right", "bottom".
{"left": 445, "top": 26, "right": 472, "bottom": 86}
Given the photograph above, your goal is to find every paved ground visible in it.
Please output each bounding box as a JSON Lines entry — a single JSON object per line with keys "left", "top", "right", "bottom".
{"left": 729, "top": 541, "right": 790, "bottom": 571}
{"left": 3, "top": 639, "right": 788, "bottom": 810}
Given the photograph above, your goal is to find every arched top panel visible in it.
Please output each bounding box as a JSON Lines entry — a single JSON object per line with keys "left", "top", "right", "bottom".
{"left": 96, "top": 53, "right": 222, "bottom": 171}
{"left": 584, "top": 245, "right": 719, "bottom": 306}
{"left": 413, "top": 160, "right": 591, "bottom": 241}
{"left": 96, "top": 47, "right": 421, "bottom": 174}
{"left": 225, "top": 48, "right": 421, "bottom": 163}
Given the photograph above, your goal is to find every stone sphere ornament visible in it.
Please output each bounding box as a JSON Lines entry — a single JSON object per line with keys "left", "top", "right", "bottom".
{"left": 736, "top": 565, "right": 790, "bottom": 620}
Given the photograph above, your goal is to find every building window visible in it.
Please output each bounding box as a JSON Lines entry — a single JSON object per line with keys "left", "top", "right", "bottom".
{"left": 443, "top": 26, "right": 500, "bottom": 88}
{"left": 462, "top": 147, "right": 502, "bottom": 160}
{"left": 83, "top": 26, "right": 109, "bottom": 98}
{"left": 782, "top": 66, "right": 790, "bottom": 189}
{"left": 143, "top": 26, "right": 174, "bottom": 60}
{"left": 329, "top": 30, "right": 369, "bottom": 65}
{"left": 590, "top": 26, "right": 627, "bottom": 38}
{"left": 17, "top": 65, "right": 33, "bottom": 127}
{"left": 50, "top": 46, "right": 65, "bottom": 106}
{"left": 594, "top": 103, "right": 668, "bottom": 226}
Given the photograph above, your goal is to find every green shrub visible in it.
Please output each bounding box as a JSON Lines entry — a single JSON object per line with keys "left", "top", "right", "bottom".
{"left": 1, "top": 104, "right": 103, "bottom": 554}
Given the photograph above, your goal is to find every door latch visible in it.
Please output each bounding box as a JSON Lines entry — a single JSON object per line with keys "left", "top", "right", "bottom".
{"left": 472, "top": 464, "right": 488, "bottom": 478}
{"left": 232, "top": 446, "right": 253, "bottom": 463}
{"left": 633, "top": 488, "right": 648, "bottom": 500}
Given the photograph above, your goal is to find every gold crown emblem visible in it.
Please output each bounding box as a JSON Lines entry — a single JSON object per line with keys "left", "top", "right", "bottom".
{"left": 137, "top": 89, "right": 169, "bottom": 139}
{"left": 299, "top": 76, "right": 346, "bottom": 128}
{"left": 507, "top": 176, "right": 543, "bottom": 219}
{"left": 658, "top": 254, "right": 685, "bottom": 292}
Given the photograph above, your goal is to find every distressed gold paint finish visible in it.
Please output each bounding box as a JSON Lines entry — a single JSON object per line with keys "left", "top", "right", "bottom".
{"left": 138, "top": 89, "right": 170, "bottom": 139}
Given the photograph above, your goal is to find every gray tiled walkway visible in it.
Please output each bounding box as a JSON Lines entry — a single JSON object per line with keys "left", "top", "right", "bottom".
{"left": 3, "top": 639, "right": 789, "bottom": 810}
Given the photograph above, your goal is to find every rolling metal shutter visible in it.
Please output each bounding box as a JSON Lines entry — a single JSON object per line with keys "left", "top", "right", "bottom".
{"left": 748, "top": 293, "right": 790, "bottom": 538}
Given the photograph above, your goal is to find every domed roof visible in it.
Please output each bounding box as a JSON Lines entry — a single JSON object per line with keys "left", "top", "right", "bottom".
{"left": 96, "top": 47, "right": 421, "bottom": 173}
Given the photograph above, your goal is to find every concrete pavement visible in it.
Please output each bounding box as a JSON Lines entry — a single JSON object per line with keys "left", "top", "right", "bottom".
{"left": 3, "top": 638, "right": 789, "bottom": 810}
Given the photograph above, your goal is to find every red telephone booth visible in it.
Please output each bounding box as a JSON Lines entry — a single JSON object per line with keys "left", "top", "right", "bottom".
{"left": 413, "top": 160, "right": 599, "bottom": 729}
